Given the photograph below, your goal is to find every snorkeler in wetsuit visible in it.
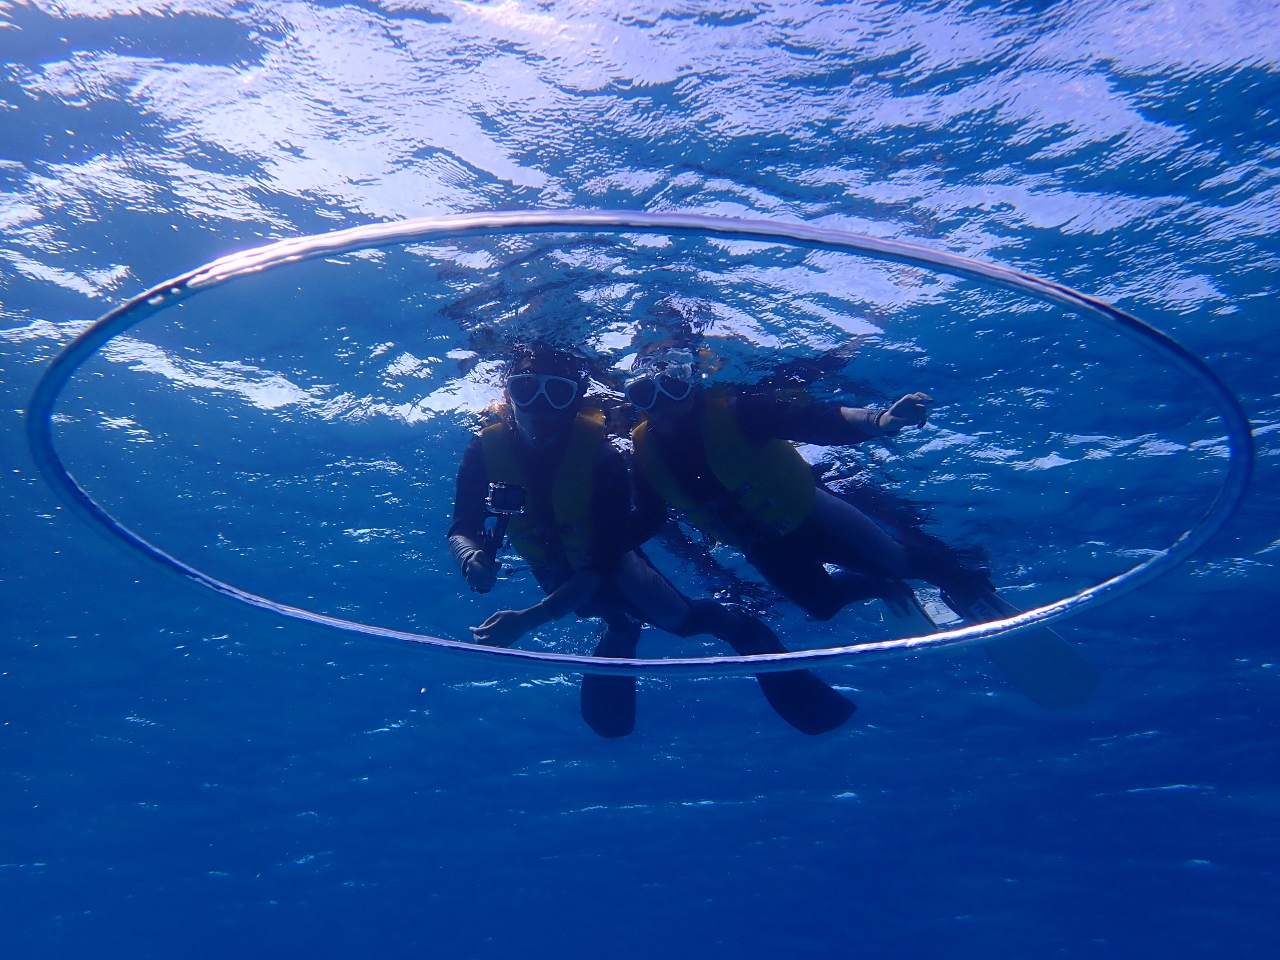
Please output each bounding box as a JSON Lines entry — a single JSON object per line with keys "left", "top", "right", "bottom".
{"left": 623, "top": 348, "right": 990, "bottom": 621}
{"left": 446, "top": 346, "right": 855, "bottom": 738}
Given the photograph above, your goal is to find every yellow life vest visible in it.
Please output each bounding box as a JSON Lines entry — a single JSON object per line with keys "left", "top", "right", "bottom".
{"left": 480, "top": 405, "right": 605, "bottom": 575}
{"left": 631, "top": 391, "right": 816, "bottom": 547}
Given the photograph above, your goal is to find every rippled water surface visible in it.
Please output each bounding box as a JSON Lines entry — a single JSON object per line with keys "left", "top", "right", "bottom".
{"left": 2, "top": 2, "right": 1278, "bottom": 958}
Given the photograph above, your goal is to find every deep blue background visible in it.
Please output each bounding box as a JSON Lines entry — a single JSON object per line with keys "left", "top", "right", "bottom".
{"left": 2, "top": 2, "right": 1278, "bottom": 957}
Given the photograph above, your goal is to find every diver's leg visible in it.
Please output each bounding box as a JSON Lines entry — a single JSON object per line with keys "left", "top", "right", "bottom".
{"left": 611, "top": 550, "right": 698, "bottom": 634}
{"left": 892, "top": 524, "right": 993, "bottom": 603}
{"left": 745, "top": 538, "right": 886, "bottom": 621}
{"left": 756, "top": 546, "right": 938, "bottom": 631}
{"left": 611, "top": 550, "right": 854, "bottom": 733}
{"left": 815, "top": 489, "right": 1011, "bottom": 631}
{"left": 815, "top": 487, "right": 993, "bottom": 599}
{"left": 810, "top": 487, "right": 910, "bottom": 577}
{"left": 580, "top": 615, "right": 641, "bottom": 739}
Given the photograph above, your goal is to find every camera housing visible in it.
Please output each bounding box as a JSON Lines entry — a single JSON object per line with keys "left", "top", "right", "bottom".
{"left": 485, "top": 481, "right": 526, "bottom": 516}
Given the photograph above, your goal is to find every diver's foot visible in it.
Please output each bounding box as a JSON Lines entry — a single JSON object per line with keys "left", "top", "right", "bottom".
{"left": 899, "top": 527, "right": 993, "bottom": 606}
{"left": 877, "top": 579, "right": 920, "bottom": 619}
{"left": 915, "top": 563, "right": 995, "bottom": 618}
{"left": 829, "top": 568, "right": 894, "bottom": 608}
{"left": 873, "top": 581, "right": 940, "bottom": 637}
{"left": 937, "top": 571, "right": 1002, "bottom": 622}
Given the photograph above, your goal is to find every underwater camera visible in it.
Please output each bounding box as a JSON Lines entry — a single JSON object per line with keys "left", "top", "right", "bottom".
{"left": 485, "top": 481, "right": 526, "bottom": 517}
{"left": 471, "top": 482, "right": 527, "bottom": 595}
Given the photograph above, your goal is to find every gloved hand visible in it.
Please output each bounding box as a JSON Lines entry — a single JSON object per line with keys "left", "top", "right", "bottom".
{"left": 878, "top": 392, "right": 934, "bottom": 432}
{"left": 462, "top": 549, "right": 500, "bottom": 593}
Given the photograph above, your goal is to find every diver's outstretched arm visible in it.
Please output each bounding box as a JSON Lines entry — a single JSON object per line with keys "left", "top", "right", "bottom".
{"left": 469, "top": 570, "right": 602, "bottom": 647}
{"left": 870, "top": 392, "right": 933, "bottom": 432}
{"left": 733, "top": 391, "right": 925, "bottom": 447}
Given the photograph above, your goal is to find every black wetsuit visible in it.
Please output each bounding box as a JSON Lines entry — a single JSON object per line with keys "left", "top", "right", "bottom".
{"left": 633, "top": 392, "right": 922, "bottom": 621}
{"left": 447, "top": 412, "right": 856, "bottom": 737}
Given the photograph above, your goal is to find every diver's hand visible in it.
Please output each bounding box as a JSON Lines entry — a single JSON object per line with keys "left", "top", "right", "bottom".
{"left": 470, "top": 607, "right": 537, "bottom": 647}
{"left": 879, "top": 392, "right": 934, "bottom": 432}
{"left": 462, "top": 550, "right": 500, "bottom": 593}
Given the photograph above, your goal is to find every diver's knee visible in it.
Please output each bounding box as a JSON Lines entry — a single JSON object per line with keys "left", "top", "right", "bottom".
{"left": 804, "top": 602, "right": 842, "bottom": 622}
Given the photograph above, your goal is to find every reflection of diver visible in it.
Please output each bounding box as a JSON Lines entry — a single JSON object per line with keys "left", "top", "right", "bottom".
{"left": 624, "top": 348, "right": 986, "bottom": 619}
{"left": 446, "top": 347, "right": 855, "bottom": 737}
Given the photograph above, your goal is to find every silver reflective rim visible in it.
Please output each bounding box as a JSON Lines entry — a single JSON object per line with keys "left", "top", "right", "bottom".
{"left": 26, "top": 210, "right": 1254, "bottom": 677}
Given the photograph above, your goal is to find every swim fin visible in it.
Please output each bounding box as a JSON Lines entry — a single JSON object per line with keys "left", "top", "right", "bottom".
{"left": 879, "top": 580, "right": 941, "bottom": 636}
{"left": 580, "top": 620, "right": 641, "bottom": 738}
{"left": 941, "top": 585, "right": 1099, "bottom": 710}
{"left": 755, "top": 669, "right": 857, "bottom": 735}
{"left": 580, "top": 674, "right": 636, "bottom": 738}
{"left": 718, "top": 606, "right": 856, "bottom": 735}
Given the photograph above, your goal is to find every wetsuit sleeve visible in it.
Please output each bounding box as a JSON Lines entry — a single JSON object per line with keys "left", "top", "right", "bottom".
{"left": 733, "top": 393, "right": 892, "bottom": 446}
{"left": 446, "top": 436, "right": 488, "bottom": 561}
{"left": 587, "top": 445, "right": 632, "bottom": 574}
{"left": 627, "top": 455, "right": 670, "bottom": 548}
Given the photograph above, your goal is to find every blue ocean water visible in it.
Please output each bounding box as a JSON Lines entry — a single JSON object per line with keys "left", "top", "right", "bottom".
{"left": 2, "top": 1, "right": 1278, "bottom": 957}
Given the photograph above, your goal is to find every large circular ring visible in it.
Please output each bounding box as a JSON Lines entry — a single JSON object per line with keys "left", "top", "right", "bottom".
{"left": 26, "top": 210, "right": 1254, "bottom": 676}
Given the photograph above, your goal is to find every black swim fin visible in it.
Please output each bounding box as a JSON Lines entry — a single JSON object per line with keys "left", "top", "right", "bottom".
{"left": 755, "top": 669, "right": 857, "bottom": 735}
{"left": 715, "top": 604, "right": 856, "bottom": 735}
{"left": 580, "top": 619, "right": 641, "bottom": 738}
{"left": 941, "top": 585, "right": 1099, "bottom": 710}
{"left": 580, "top": 674, "right": 636, "bottom": 738}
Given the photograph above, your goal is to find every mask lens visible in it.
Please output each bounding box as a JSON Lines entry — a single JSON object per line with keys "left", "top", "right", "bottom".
{"left": 658, "top": 374, "right": 693, "bottom": 402}
{"left": 543, "top": 376, "right": 579, "bottom": 410}
{"left": 507, "top": 374, "right": 542, "bottom": 407}
{"left": 625, "top": 378, "right": 659, "bottom": 410}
